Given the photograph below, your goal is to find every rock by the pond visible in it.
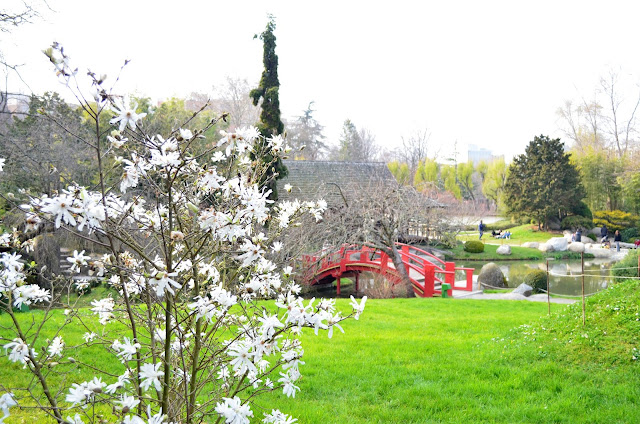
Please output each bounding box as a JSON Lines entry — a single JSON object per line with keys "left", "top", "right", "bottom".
{"left": 568, "top": 241, "right": 585, "bottom": 253}
{"left": 478, "top": 263, "right": 506, "bottom": 288}
{"left": 512, "top": 283, "right": 533, "bottom": 297}
{"left": 546, "top": 237, "right": 568, "bottom": 251}
{"left": 496, "top": 244, "right": 511, "bottom": 255}
{"left": 538, "top": 243, "right": 555, "bottom": 253}
{"left": 522, "top": 241, "right": 539, "bottom": 249}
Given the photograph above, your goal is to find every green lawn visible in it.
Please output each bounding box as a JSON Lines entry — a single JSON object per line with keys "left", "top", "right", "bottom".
{"left": 446, "top": 242, "right": 591, "bottom": 261}
{"left": 2, "top": 282, "right": 639, "bottom": 423}
{"left": 459, "top": 224, "right": 560, "bottom": 245}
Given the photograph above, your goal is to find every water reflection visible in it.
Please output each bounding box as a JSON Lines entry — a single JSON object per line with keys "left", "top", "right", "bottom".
{"left": 457, "top": 258, "right": 615, "bottom": 296}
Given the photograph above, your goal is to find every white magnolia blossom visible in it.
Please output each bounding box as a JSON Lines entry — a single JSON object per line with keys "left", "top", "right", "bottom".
{"left": 215, "top": 396, "right": 253, "bottom": 424}
{"left": 140, "top": 362, "right": 164, "bottom": 392}
{"left": 0, "top": 56, "right": 369, "bottom": 423}
{"left": 0, "top": 393, "right": 17, "bottom": 423}
{"left": 110, "top": 96, "right": 147, "bottom": 131}
{"left": 67, "top": 250, "right": 91, "bottom": 273}
{"left": 48, "top": 336, "right": 65, "bottom": 357}
{"left": 4, "top": 338, "right": 35, "bottom": 364}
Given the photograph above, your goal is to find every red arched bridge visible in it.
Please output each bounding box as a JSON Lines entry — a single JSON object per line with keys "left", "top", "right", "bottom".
{"left": 301, "top": 243, "right": 475, "bottom": 297}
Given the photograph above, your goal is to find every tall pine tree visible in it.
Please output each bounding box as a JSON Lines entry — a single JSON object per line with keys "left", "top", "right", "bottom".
{"left": 250, "top": 15, "right": 287, "bottom": 199}
{"left": 504, "top": 135, "right": 585, "bottom": 230}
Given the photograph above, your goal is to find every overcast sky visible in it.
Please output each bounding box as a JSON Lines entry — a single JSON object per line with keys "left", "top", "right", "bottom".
{"left": 3, "top": 0, "right": 640, "bottom": 162}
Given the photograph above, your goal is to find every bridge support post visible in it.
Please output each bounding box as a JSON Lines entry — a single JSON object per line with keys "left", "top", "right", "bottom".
{"left": 445, "top": 262, "right": 455, "bottom": 295}
{"left": 424, "top": 264, "right": 435, "bottom": 297}
{"left": 355, "top": 273, "right": 359, "bottom": 293}
{"left": 336, "top": 277, "right": 341, "bottom": 296}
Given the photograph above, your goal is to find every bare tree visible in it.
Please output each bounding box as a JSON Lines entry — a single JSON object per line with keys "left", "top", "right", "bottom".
{"left": 395, "top": 128, "right": 433, "bottom": 184}
{"left": 600, "top": 70, "right": 640, "bottom": 157}
{"left": 287, "top": 181, "right": 457, "bottom": 297}
{"left": 214, "top": 76, "right": 260, "bottom": 129}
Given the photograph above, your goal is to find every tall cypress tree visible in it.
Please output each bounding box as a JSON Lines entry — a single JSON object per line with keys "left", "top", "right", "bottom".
{"left": 250, "top": 15, "right": 287, "bottom": 199}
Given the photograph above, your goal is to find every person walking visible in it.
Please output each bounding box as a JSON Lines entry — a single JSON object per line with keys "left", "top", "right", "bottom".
{"left": 601, "top": 224, "right": 608, "bottom": 243}
{"left": 478, "top": 220, "right": 484, "bottom": 240}
{"left": 614, "top": 230, "right": 622, "bottom": 252}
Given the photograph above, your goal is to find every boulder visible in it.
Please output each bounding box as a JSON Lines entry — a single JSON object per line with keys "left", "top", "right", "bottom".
{"left": 546, "top": 237, "right": 568, "bottom": 252}
{"left": 568, "top": 242, "right": 585, "bottom": 253}
{"left": 522, "top": 241, "right": 539, "bottom": 249}
{"left": 496, "top": 244, "right": 511, "bottom": 255}
{"left": 512, "top": 283, "right": 533, "bottom": 297}
{"left": 538, "top": 243, "right": 554, "bottom": 253}
{"left": 584, "top": 246, "right": 615, "bottom": 258}
{"left": 477, "top": 263, "right": 506, "bottom": 289}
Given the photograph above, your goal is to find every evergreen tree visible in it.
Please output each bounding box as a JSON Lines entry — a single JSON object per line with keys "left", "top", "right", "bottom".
{"left": 250, "top": 15, "right": 287, "bottom": 199}
{"left": 504, "top": 135, "right": 585, "bottom": 230}
{"left": 287, "top": 101, "right": 326, "bottom": 160}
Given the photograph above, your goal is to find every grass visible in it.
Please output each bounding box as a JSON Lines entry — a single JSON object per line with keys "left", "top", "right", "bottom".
{"left": 458, "top": 224, "right": 559, "bottom": 245}
{"left": 445, "top": 242, "right": 591, "bottom": 261}
{"left": 2, "top": 284, "right": 639, "bottom": 423}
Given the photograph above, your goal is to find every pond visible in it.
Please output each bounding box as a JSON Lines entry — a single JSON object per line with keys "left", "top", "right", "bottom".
{"left": 455, "top": 258, "right": 617, "bottom": 296}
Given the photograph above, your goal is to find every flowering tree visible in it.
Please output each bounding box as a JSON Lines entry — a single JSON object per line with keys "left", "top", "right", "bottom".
{"left": 0, "top": 44, "right": 366, "bottom": 424}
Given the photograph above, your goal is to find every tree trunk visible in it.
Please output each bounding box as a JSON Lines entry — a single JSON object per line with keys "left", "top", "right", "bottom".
{"left": 389, "top": 243, "right": 415, "bottom": 298}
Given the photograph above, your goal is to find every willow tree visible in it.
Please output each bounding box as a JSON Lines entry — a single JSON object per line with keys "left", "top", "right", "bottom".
{"left": 250, "top": 15, "right": 287, "bottom": 198}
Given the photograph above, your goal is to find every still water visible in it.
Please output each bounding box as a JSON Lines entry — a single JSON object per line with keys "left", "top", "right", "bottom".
{"left": 455, "top": 258, "right": 617, "bottom": 296}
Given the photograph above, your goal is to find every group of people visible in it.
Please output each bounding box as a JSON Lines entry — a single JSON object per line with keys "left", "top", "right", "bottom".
{"left": 491, "top": 229, "right": 511, "bottom": 239}
{"left": 572, "top": 224, "right": 623, "bottom": 252}
{"left": 478, "top": 221, "right": 510, "bottom": 240}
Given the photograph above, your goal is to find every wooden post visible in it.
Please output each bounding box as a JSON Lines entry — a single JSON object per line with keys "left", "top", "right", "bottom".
{"left": 581, "top": 252, "right": 586, "bottom": 326}
{"left": 546, "top": 258, "right": 551, "bottom": 316}
{"left": 355, "top": 273, "right": 360, "bottom": 293}
{"left": 336, "top": 277, "right": 341, "bottom": 296}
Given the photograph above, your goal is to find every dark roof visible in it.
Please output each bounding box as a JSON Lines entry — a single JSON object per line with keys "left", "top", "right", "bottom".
{"left": 276, "top": 160, "right": 399, "bottom": 206}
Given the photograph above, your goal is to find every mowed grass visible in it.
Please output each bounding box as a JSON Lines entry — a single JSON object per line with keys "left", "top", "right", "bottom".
{"left": 458, "top": 224, "right": 559, "bottom": 245}
{"left": 446, "top": 242, "right": 591, "bottom": 261}
{"left": 255, "top": 295, "right": 640, "bottom": 423}
{"left": 2, "top": 290, "right": 639, "bottom": 423}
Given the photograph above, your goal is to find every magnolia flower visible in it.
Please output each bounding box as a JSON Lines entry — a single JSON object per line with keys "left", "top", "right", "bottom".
{"left": 215, "top": 396, "right": 253, "bottom": 424}
{"left": 48, "top": 336, "right": 64, "bottom": 357}
{"left": 278, "top": 371, "right": 300, "bottom": 398}
{"left": 139, "top": 362, "right": 164, "bottom": 391}
{"left": 65, "top": 414, "right": 85, "bottom": 424}
{"left": 0, "top": 393, "right": 17, "bottom": 421}
{"left": 117, "top": 394, "right": 140, "bottom": 413}
{"left": 110, "top": 96, "right": 146, "bottom": 131}
{"left": 349, "top": 295, "right": 367, "bottom": 320}
{"left": 283, "top": 183, "right": 292, "bottom": 193}
{"left": 4, "top": 338, "right": 34, "bottom": 364}
{"left": 114, "top": 337, "right": 141, "bottom": 362}
{"left": 40, "top": 195, "right": 82, "bottom": 228}
{"left": 271, "top": 241, "right": 283, "bottom": 252}
{"left": 178, "top": 128, "right": 193, "bottom": 140}
{"left": 263, "top": 409, "right": 298, "bottom": 424}
{"left": 67, "top": 250, "right": 91, "bottom": 273}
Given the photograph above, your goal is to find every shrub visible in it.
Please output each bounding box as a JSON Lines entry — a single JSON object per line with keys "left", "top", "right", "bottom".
{"left": 593, "top": 210, "right": 639, "bottom": 232}
{"left": 561, "top": 215, "right": 593, "bottom": 231}
{"left": 463, "top": 240, "right": 485, "bottom": 253}
{"left": 621, "top": 227, "right": 639, "bottom": 243}
{"left": 524, "top": 269, "right": 547, "bottom": 292}
{"left": 586, "top": 233, "right": 596, "bottom": 241}
{"left": 611, "top": 249, "right": 639, "bottom": 278}
{"left": 571, "top": 201, "right": 593, "bottom": 219}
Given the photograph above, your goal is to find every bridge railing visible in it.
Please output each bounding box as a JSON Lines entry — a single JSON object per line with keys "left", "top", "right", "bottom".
{"left": 300, "top": 243, "right": 475, "bottom": 296}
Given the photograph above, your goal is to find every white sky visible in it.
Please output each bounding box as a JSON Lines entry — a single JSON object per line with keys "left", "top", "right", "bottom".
{"left": 4, "top": 0, "right": 640, "bottom": 162}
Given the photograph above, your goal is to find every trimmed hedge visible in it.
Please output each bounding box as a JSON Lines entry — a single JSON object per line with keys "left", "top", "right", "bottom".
{"left": 463, "top": 240, "right": 485, "bottom": 253}
{"left": 524, "top": 269, "right": 547, "bottom": 292}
